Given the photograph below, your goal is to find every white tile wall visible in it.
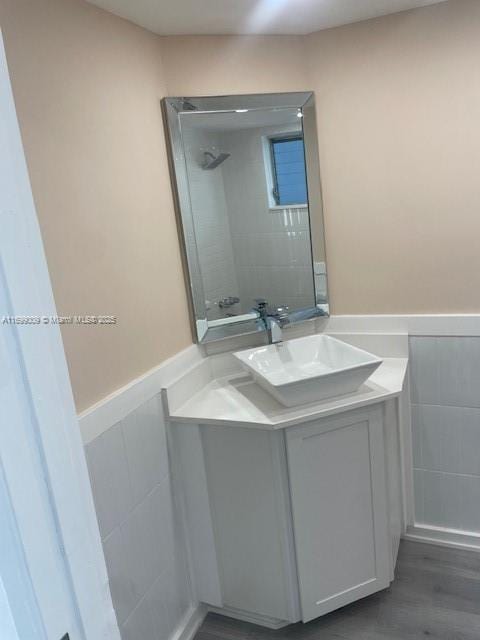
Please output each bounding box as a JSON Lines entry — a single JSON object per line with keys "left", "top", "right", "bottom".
{"left": 410, "top": 336, "right": 480, "bottom": 407}
{"left": 85, "top": 395, "right": 192, "bottom": 640}
{"left": 410, "top": 337, "right": 480, "bottom": 533}
{"left": 86, "top": 422, "right": 133, "bottom": 539}
{"left": 412, "top": 404, "right": 480, "bottom": 476}
{"left": 414, "top": 469, "right": 480, "bottom": 532}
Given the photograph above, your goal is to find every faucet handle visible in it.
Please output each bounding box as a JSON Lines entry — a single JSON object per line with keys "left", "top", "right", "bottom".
{"left": 272, "top": 304, "right": 289, "bottom": 316}
{"left": 270, "top": 305, "right": 290, "bottom": 326}
{"left": 254, "top": 298, "right": 268, "bottom": 310}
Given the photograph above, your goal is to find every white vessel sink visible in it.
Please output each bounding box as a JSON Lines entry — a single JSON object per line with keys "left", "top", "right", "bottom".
{"left": 234, "top": 335, "right": 383, "bottom": 407}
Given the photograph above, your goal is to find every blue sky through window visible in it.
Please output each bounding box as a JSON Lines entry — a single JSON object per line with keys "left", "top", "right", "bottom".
{"left": 271, "top": 137, "right": 307, "bottom": 206}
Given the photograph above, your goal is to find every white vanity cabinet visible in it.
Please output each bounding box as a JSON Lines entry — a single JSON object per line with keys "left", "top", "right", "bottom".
{"left": 286, "top": 406, "right": 391, "bottom": 622}
{"left": 170, "top": 397, "right": 404, "bottom": 628}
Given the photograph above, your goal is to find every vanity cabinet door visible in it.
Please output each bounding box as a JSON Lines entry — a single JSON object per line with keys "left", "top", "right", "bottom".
{"left": 286, "top": 405, "right": 390, "bottom": 623}
{"left": 202, "top": 425, "right": 301, "bottom": 625}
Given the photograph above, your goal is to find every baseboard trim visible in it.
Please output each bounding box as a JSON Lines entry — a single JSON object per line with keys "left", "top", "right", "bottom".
{"left": 78, "top": 344, "right": 203, "bottom": 443}
{"left": 403, "top": 524, "right": 480, "bottom": 552}
{"left": 170, "top": 604, "right": 207, "bottom": 640}
{"left": 206, "top": 605, "right": 292, "bottom": 629}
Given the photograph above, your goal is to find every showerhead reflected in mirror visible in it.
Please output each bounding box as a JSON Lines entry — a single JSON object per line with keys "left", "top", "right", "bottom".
{"left": 201, "top": 150, "right": 231, "bottom": 169}
{"left": 162, "top": 92, "right": 328, "bottom": 342}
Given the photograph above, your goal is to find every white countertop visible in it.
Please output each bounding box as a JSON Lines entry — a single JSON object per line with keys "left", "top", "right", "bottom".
{"left": 167, "top": 357, "right": 408, "bottom": 430}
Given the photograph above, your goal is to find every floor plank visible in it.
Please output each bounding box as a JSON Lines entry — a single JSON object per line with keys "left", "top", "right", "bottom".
{"left": 195, "top": 541, "right": 480, "bottom": 640}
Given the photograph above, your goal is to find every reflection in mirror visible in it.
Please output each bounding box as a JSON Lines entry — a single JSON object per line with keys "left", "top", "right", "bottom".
{"left": 163, "top": 93, "right": 328, "bottom": 342}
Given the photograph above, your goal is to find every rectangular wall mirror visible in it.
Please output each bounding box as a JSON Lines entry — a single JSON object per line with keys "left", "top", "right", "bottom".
{"left": 162, "top": 92, "right": 329, "bottom": 343}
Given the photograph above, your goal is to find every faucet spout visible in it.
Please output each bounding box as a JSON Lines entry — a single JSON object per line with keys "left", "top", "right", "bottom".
{"left": 268, "top": 317, "right": 284, "bottom": 344}
{"left": 253, "top": 299, "right": 290, "bottom": 345}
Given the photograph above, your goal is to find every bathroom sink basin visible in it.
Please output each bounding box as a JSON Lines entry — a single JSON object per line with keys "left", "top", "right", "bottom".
{"left": 233, "top": 335, "right": 383, "bottom": 407}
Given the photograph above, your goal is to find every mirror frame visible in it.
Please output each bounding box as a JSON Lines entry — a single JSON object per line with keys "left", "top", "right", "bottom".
{"left": 161, "top": 92, "right": 329, "bottom": 343}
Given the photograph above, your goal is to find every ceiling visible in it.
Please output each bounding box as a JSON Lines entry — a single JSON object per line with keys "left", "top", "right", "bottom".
{"left": 86, "top": 0, "right": 448, "bottom": 36}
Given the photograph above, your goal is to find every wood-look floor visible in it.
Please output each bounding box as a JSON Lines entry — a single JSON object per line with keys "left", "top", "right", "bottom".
{"left": 195, "top": 541, "right": 480, "bottom": 640}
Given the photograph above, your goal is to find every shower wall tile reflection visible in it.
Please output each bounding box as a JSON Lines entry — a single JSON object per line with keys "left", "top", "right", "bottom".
{"left": 183, "top": 120, "right": 314, "bottom": 320}
{"left": 182, "top": 127, "right": 239, "bottom": 320}
{"left": 222, "top": 126, "right": 313, "bottom": 314}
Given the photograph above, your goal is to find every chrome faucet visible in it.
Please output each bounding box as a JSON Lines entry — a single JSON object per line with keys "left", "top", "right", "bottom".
{"left": 253, "top": 299, "right": 290, "bottom": 344}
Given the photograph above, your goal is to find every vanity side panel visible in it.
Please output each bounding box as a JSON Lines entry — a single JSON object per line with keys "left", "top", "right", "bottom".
{"left": 202, "top": 425, "right": 300, "bottom": 623}
{"left": 286, "top": 406, "right": 391, "bottom": 622}
{"left": 384, "top": 398, "right": 403, "bottom": 576}
{"left": 169, "top": 423, "right": 222, "bottom": 607}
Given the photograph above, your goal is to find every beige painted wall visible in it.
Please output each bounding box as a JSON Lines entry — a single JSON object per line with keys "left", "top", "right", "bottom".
{"left": 0, "top": 0, "right": 191, "bottom": 411}
{"left": 2, "top": 0, "right": 480, "bottom": 409}
{"left": 160, "top": 35, "right": 308, "bottom": 96}
{"left": 305, "top": 0, "right": 480, "bottom": 313}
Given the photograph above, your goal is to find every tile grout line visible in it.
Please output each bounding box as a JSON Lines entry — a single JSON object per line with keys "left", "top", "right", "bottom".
{"left": 411, "top": 401, "right": 480, "bottom": 411}
{"left": 412, "top": 467, "right": 480, "bottom": 481}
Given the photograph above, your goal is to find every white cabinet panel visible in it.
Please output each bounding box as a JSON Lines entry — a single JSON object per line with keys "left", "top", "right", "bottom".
{"left": 202, "top": 426, "right": 300, "bottom": 623}
{"left": 169, "top": 424, "right": 222, "bottom": 607}
{"left": 286, "top": 406, "right": 391, "bottom": 622}
{"left": 384, "top": 398, "right": 403, "bottom": 573}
